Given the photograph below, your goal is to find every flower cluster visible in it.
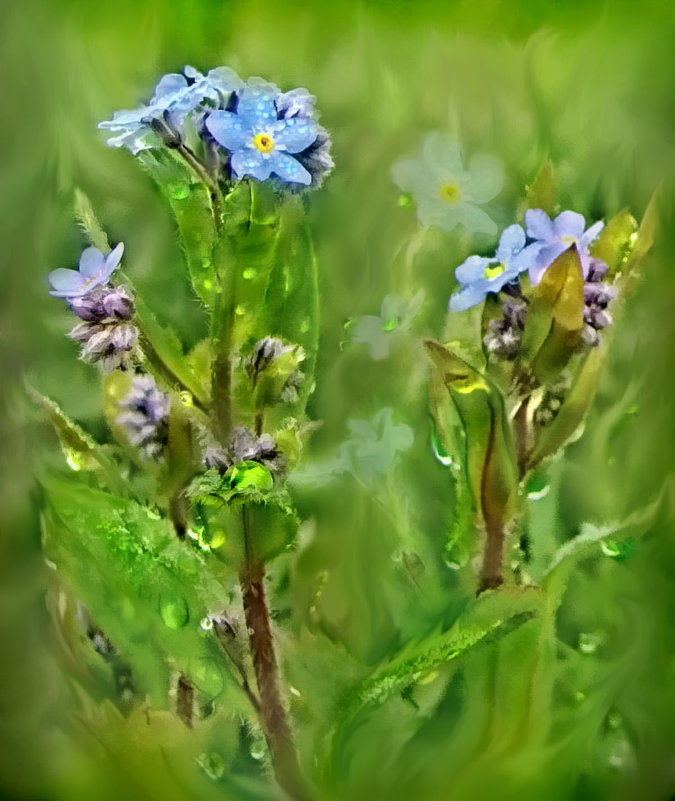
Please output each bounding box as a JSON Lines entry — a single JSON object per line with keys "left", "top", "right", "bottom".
{"left": 202, "top": 426, "right": 284, "bottom": 475}
{"left": 48, "top": 244, "right": 138, "bottom": 372}
{"left": 99, "top": 66, "right": 333, "bottom": 189}
{"left": 244, "top": 337, "right": 305, "bottom": 404}
{"left": 117, "top": 375, "right": 170, "bottom": 460}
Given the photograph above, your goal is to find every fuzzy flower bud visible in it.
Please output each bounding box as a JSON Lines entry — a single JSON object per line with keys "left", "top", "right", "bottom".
{"left": 68, "top": 285, "right": 135, "bottom": 322}
{"left": 117, "top": 374, "right": 170, "bottom": 460}
{"left": 245, "top": 337, "right": 305, "bottom": 405}
{"left": 483, "top": 297, "right": 528, "bottom": 361}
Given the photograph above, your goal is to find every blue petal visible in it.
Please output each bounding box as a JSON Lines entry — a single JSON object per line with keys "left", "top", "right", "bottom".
{"left": 579, "top": 219, "right": 604, "bottom": 248}
{"left": 276, "top": 88, "right": 316, "bottom": 119}
{"left": 391, "top": 158, "right": 429, "bottom": 193}
{"left": 103, "top": 242, "right": 125, "bottom": 279}
{"left": 78, "top": 247, "right": 106, "bottom": 278}
{"left": 553, "top": 210, "right": 585, "bottom": 239}
{"left": 449, "top": 284, "right": 487, "bottom": 313}
{"left": 152, "top": 73, "right": 188, "bottom": 102}
{"left": 231, "top": 150, "right": 272, "bottom": 182}
{"left": 275, "top": 117, "right": 319, "bottom": 153}
{"left": 48, "top": 268, "right": 87, "bottom": 297}
{"left": 267, "top": 152, "right": 311, "bottom": 185}
{"left": 205, "top": 66, "right": 244, "bottom": 95}
{"left": 98, "top": 108, "right": 146, "bottom": 130}
{"left": 455, "top": 255, "right": 492, "bottom": 284}
{"left": 206, "top": 111, "right": 250, "bottom": 150}
{"left": 528, "top": 242, "right": 566, "bottom": 284}
{"left": 183, "top": 65, "right": 203, "bottom": 81}
{"left": 236, "top": 85, "right": 278, "bottom": 124}
{"left": 496, "top": 224, "right": 526, "bottom": 263}
{"left": 525, "top": 208, "right": 554, "bottom": 241}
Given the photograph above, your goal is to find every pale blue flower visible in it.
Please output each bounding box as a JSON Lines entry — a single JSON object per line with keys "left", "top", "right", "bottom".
{"left": 99, "top": 66, "right": 243, "bottom": 153}
{"left": 205, "top": 81, "right": 321, "bottom": 186}
{"left": 352, "top": 290, "right": 425, "bottom": 360}
{"left": 48, "top": 243, "right": 124, "bottom": 298}
{"left": 392, "top": 132, "right": 504, "bottom": 235}
{"left": 449, "top": 225, "right": 536, "bottom": 312}
{"left": 525, "top": 209, "right": 604, "bottom": 284}
{"left": 339, "top": 408, "right": 414, "bottom": 485}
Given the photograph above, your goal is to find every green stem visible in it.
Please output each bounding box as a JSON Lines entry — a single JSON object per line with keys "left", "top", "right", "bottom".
{"left": 239, "top": 507, "right": 310, "bottom": 801}
{"left": 174, "top": 143, "right": 223, "bottom": 231}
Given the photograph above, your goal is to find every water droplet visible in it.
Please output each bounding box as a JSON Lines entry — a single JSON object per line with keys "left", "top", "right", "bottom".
{"left": 169, "top": 182, "right": 190, "bottom": 200}
{"left": 202, "top": 279, "right": 213, "bottom": 291}
{"left": 198, "top": 751, "right": 225, "bottom": 781}
{"left": 578, "top": 631, "right": 604, "bottom": 655}
{"left": 299, "top": 318, "right": 310, "bottom": 334}
{"left": 200, "top": 616, "right": 214, "bottom": 631}
{"left": 235, "top": 304, "right": 247, "bottom": 316}
{"left": 242, "top": 267, "right": 256, "bottom": 280}
{"left": 430, "top": 426, "right": 453, "bottom": 467}
{"left": 398, "top": 192, "right": 413, "bottom": 208}
{"left": 201, "top": 257, "right": 212, "bottom": 271}
{"left": 382, "top": 317, "right": 399, "bottom": 332}
{"left": 250, "top": 746, "right": 266, "bottom": 761}
{"left": 179, "top": 391, "right": 193, "bottom": 407}
{"left": 573, "top": 690, "right": 586, "bottom": 705}
{"left": 600, "top": 538, "right": 634, "bottom": 561}
{"left": 289, "top": 686, "right": 302, "bottom": 699}
{"left": 65, "top": 449, "right": 83, "bottom": 471}
{"left": 159, "top": 594, "right": 189, "bottom": 629}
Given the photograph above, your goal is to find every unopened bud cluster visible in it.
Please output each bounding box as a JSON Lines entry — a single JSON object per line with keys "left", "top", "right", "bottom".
{"left": 117, "top": 374, "right": 170, "bottom": 460}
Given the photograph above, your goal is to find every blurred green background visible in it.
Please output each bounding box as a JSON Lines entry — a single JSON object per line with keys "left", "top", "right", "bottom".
{"left": 1, "top": 0, "right": 675, "bottom": 799}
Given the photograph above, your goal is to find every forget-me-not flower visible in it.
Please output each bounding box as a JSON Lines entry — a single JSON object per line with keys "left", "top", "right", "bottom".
{"left": 449, "top": 224, "right": 536, "bottom": 312}
{"left": 525, "top": 209, "right": 604, "bottom": 284}
{"left": 351, "top": 290, "right": 425, "bottom": 361}
{"left": 48, "top": 244, "right": 125, "bottom": 298}
{"left": 205, "top": 81, "right": 321, "bottom": 186}
{"left": 392, "top": 132, "right": 504, "bottom": 235}
{"left": 99, "top": 66, "right": 243, "bottom": 153}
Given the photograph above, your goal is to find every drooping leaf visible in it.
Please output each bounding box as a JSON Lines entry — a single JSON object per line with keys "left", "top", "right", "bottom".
{"left": 29, "top": 386, "right": 128, "bottom": 495}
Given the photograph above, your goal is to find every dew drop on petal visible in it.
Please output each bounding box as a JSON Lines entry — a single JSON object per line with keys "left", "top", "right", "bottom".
{"left": 168, "top": 182, "right": 190, "bottom": 200}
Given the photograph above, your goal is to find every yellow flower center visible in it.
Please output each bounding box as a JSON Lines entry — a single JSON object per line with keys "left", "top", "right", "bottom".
{"left": 484, "top": 263, "right": 505, "bottom": 280}
{"left": 253, "top": 133, "right": 275, "bottom": 153}
{"left": 438, "top": 182, "right": 461, "bottom": 204}
{"left": 561, "top": 235, "right": 576, "bottom": 244}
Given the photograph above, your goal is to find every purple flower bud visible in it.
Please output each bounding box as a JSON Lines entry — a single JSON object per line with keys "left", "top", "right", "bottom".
{"left": 586, "top": 258, "right": 608, "bottom": 283}
{"left": 581, "top": 324, "right": 600, "bottom": 347}
{"left": 117, "top": 375, "right": 170, "bottom": 459}
{"left": 102, "top": 288, "right": 135, "bottom": 319}
{"left": 68, "top": 318, "right": 138, "bottom": 372}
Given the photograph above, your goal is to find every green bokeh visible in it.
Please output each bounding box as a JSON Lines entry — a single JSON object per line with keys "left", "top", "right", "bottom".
{"left": 1, "top": 1, "right": 674, "bottom": 800}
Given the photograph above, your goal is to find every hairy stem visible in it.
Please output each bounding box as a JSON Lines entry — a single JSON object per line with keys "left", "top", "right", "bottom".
{"left": 239, "top": 508, "right": 310, "bottom": 801}
{"left": 174, "top": 143, "right": 223, "bottom": 231}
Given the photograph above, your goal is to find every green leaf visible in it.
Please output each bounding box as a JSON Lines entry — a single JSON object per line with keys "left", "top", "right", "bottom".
{"left": 29, "top": 386, "right": 128, "bottom": 495}
{"left": 42, "top": 477, "right": 242, "bottom": 707}
{"left": 74, "top": 189, "right": 110, "bottom": 253}
{"left": 519, "top": 246, "right": 584, "bottom": 384}
{"left": 139, "top": 150, "right": 218, "bottom": 308}
{"left": 590, "top": 208, "right": 638, "bottom": 277}
{"left": 134, "top": 295, "right": 208, "bottom": 408}
{"left": 518, "top": 160, "right": 555, "bottom": 218}
{"left": 528, "top": 346, "right": 604, "bottom": 469}
{"left": 424, "top": 340, "right": 519, "bottom": 535}
{"left": 339, "top": 587, "right": 543, "bottom": 719}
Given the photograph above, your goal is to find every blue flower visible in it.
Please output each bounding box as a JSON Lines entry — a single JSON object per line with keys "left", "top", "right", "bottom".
{"left": 525, "top": 209, "right": 604, "bottom": 284}
{"left": 449, "top": 225, "right": 536, "bottom": 312}
{"left": 48, "top": 243, "right": 124, "bottom": 298}
{"left": 205, "top": 81, "right": 321, "bottom": 186}
{"left": 392, "top": 132, "right": 504, "bottom": 235}
{"left": 99, "top": 66, "right": 243, "bottom": 153}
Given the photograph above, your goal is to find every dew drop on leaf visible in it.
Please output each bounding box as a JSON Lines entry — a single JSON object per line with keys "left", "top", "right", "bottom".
{"left": 168, "top": 182, "right": 190, "bottom": 200}
{"left": 600, "top": 538, "right": 634, "bottom": 561}
{"left": 578, "top": 631, "right": 604, "bottom": 655}
{"left": 242, "top": 267, "right": 256, "bottom": 280}
{"left": 159, "top": 594, "right": 190, "bottom": 629}
{"left": 198, "top": 751, "right": 225, "bottom": 781}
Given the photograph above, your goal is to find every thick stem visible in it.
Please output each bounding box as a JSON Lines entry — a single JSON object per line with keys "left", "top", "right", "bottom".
{"left": 239, "top": 511, "right": 310, "bottom": 801}
{"left": 210, "top": 288, "right": 236, "bottom": 444}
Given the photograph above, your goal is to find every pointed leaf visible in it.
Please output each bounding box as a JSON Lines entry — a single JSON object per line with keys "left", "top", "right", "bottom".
{"left": 519, "top": 160, "right": 555, "bottom": 218}
{"left": 590, "top": 208, "right": 638, "bottom": 277}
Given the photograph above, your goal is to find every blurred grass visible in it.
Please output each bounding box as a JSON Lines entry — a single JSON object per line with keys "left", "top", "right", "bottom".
{"left": 1, "top": 0, "right": 675, "bottom": 799}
